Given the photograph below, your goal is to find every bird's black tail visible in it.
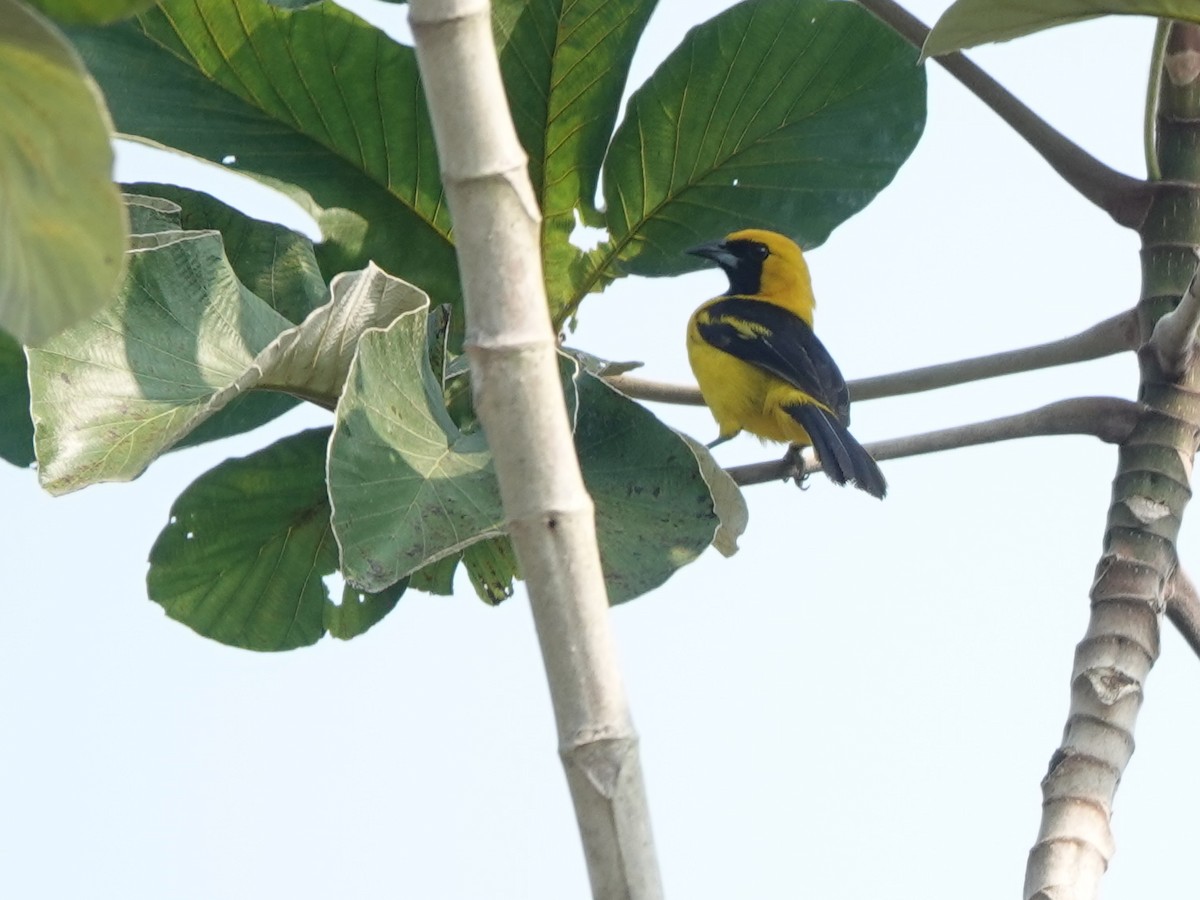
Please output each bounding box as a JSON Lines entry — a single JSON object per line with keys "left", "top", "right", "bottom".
{"left": 788, "top": 405, "right": 887, "bottom": 499}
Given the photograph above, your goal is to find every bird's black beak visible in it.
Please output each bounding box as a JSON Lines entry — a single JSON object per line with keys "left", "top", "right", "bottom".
{"left": 686, "top": 239, "right": 739, "bottom": 271}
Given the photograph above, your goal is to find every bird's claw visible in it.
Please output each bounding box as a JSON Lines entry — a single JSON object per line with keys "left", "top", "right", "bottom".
{"left": 782, "top": 444, "right": 811, "bottom": 490}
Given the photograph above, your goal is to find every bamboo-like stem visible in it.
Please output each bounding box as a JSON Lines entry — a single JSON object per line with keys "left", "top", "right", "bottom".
{"left": 407, "top": 3, "right": 662, "bottom": 898}
{"left": 1166, "top": 567, "right": 1200, "bottom": 661}
{"left": 726, "top": 397, "right": 1142, "bottom": 487}
{"left": 856, "top": 0, "right": 1154, "bottom": 229}
{"left": 1026, "top": 22, "right": 1200, "bottom": 900}
{"left": 604, "top": 309, "right": 1137, "bottom": 407}
{"left": 1149, "top": 259, "right": 1200, "bottom": 378}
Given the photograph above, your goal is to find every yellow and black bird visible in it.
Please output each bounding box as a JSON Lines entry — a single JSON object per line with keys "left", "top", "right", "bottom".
{"left": 686, "top": 228, "right": 887, "bottom": 499}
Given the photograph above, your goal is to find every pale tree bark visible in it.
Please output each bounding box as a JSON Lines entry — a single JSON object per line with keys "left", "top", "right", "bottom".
{"left": 407, "top": 2, "right": 662, "bottom": 898}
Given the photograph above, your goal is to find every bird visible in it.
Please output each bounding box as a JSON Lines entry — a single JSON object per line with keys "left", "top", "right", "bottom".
{"left": 685, "top": 228, "right": 887, "bottom": 499}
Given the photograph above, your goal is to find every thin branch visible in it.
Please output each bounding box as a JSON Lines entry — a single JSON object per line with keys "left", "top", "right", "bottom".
{"left": 1166, "top": 567, "right": 1200, "bottom": 662}
{"left": 855, "top": 0, "right": 1154, "bottom": 229}
{"left": 604, "top": 373, "right": 703, "bottom": 405}
{"left": 1149, "top": 256, "right": 1200, "bottom": 379}
{"left": 725, "top": 397, "right": 1142, "bottom": 487}
{"left": 604, "top": 309, "right": 1138, "bottom": 407}
{"left": 408, "top": 3, "right": 662, "bottom": 897}
{"left": 850, "top": 310, "right": 1138, "bottom": 402}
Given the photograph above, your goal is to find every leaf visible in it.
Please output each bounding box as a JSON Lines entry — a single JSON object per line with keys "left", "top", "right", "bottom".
{"left": 598, "top": 0, "right": 926, "bottom": 280}
{"left": 121, "top": 185, "right": 338, "bottom": 447}
{"left": 575, "top": 371, "right": 736, "bottom": 604}
{"left": 330, "top": 307, "right": 734, "bottom": 604}
{"left": 172, "top": 392, "right": 302, "bottom": 450}
{"left": 0, "top": 0, "right": 128, "bottom": 345}
{"left": 30, "top": 231, "right": 286, "bottom": 493}
{"left": 329, "top": 304, "right": 505, "bottom": 594}
{"left": 325, "top": 577, "right": 404, "bottom": 641}
{"left": 0, "top": 329, "right": 33, "bottom": 467}
{"left": 678, "top": 435, "right": 748, "bottom": 558}
{"left": 923, "top": 0, "right": 1200, "bottom": 58}
{"left": 29, "top": 233, "right": 418, "bottom": 494}
{"left": 493, "top": 0, "right": 658, "bottom": 315}
{"left": 463, "top": 537, "right": 520, "bottom": 605}
{"left": 65, "top": 0, "right": 460, "bottom": 308}
{"left": 148, "top": 427, "right": 404, "bottom": 651}
{"left": 255, "top": 263, "right": 428, "bottom": 405}
{"left": 26, "top": 0, "right": 158, "bottom": 25}
{"left": 408, "top": 554, "right": 459, "bottom": 596}
{"left": 125, "top": 183, "right": 329, "bottom": 325}
{"left": 124, "top": 192, "right": 183, "bottom": 233}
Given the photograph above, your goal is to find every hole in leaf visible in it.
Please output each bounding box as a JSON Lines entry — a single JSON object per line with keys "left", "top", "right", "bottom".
{"left": 323, "top": 571, "right": 347, "bottom": 604}
{"left": 569, "top": 208, "right": 607, "bottom": 252}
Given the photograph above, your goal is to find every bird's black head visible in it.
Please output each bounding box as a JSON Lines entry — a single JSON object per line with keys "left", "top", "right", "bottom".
{"left": 686, "top": 234, "right": 771, "bottom": 296}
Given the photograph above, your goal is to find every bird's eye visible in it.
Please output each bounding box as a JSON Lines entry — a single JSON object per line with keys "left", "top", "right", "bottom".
{"left": 752, "top": 243, "right": 769, "bottom": 260}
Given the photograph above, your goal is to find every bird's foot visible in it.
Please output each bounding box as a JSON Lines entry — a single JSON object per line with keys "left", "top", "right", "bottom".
{"left": 782, "top": 444, "right": 811, "bottom": 489}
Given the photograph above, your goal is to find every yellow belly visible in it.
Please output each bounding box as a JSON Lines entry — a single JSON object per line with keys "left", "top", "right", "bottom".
{"left": 686, "top": 327, "right": 813, "bottom": 446}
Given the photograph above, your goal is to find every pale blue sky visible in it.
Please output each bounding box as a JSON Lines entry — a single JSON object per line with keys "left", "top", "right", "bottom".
{"left": 3, "top": 2, "right": 1195, "bottom": 899}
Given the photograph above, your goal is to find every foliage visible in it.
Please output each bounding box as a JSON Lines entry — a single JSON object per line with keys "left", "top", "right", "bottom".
{"left": 0, "top": 0, "right": 127, "bottom": 346}
{"left": 924, "top": 0, "right": 1200, "bottom": 57}
{"left": 1, "top": 0, "right": 926, "bottom": 649}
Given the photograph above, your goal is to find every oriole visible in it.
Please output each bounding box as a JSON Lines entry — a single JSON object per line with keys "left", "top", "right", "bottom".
{"left": 686, "top": 229, "right": 887, "bottom": 499}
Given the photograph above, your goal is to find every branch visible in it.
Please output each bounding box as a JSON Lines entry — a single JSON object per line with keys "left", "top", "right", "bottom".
{"left": 1166, "top": 567, "right": 1200, "bottom": 662}
{"left": 408, "top": 3, "right": 662, "bottom": 898}
{"left": 850, "top": 310, "right": 1137, "bottom": 402}
{"left": 603, "top": 309, "right": 1138, "bottom": 407}
{"left": 604, "top": 373, "right": 703, "bottom": 405}
{"left": 855, "top": 0, "right": 1154, "bottom": 229}
{"left": 726, "top": 397, "right": 1142, "bottom": 487}
{"left": 1148, "top": 255, "right": 1200, "bottom": 379}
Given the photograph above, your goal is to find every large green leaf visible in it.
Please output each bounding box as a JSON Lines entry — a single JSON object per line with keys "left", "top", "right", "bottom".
{"left": 329, "top": 302, "right": 745, "bottom": 604}
{"left": 0, "top": 329, "right": 33, "bottom": 467}
{"left": 329, "top": 305, "right": 503, "bottom": 594}
{"left": 126, "top": 183, "right": 329, "bottom": 325}
{"left": 124, "top": 185, "right": 336, "bottom": 447}
{"left": 493, "top": 0, "right": 658, "bottom": 314}
{"left": 576, "top": 371, "right": 746, "bottom": 603}
{"left": 26, "top": 0, "right": 158, "bottom": 25}
{"left": 65, "top": 0, "right": 459, "bottom": 306}
{"left": 0, "top": 0, "right": 128, "bottom": 346}
{"left": 2, "top": 186, "right": 323, "bottom": 467}
{"left": 30, "top": 230, "right": 290, "bottom": 493}
{"left": 29, "top": 231, "right": 420, "bottom": 494}
{"left": 596, "top": 0, "right": 926, "bottom": 284}
{"left": 924, "top": 0, "right": 1200, "bottom": 58}
{"left": 148, "top": 427, "right": 405, "bottom": 651}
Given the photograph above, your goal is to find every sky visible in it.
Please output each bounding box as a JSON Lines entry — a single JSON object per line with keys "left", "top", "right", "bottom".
{"left": 2, "top": 2, "right": 1196, "bottom": 899}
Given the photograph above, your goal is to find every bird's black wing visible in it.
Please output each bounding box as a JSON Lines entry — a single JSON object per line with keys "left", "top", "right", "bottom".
{"left": 693, "top": 296, "right": 851, "bottom": 423}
